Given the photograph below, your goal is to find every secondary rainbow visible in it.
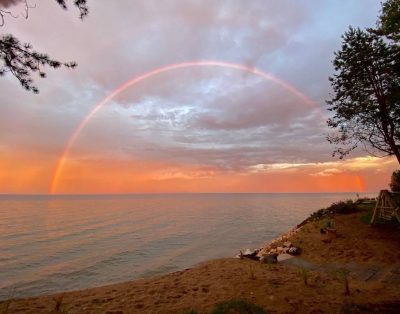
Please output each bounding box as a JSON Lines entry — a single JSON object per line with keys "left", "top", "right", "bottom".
{"left": 49, "top": 60, "right": 319, "bottom": 193}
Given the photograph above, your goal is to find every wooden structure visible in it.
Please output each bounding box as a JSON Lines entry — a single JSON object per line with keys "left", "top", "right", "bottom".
{"left": 371, "top": 190, "right": 400, "bottom": 224}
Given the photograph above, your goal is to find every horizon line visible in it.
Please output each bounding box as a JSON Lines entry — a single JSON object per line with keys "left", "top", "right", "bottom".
{"left": 0, "top": 191, "right": 378, "bottom": 196}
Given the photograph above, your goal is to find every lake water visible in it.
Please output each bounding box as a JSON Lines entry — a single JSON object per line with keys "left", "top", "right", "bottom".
{"left": 0, "top": 192, "right": 375, "bottom": 300}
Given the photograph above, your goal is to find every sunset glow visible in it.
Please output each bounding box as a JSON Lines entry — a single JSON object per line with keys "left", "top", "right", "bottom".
{"left": 1, "top": 0, "right": 397, "bottom": 194}
{"left": 49, "top": 60, "right": 320, "bottom": 194}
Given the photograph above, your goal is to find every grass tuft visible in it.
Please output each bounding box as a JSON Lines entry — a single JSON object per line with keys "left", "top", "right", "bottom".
{"left": 249, "top": 265, "right": 256, "bottom": 280}
{"left": 298, "top": 268, "right": 309, "bottom": 286}
{"left": 335, "top": 268, "right": 351, "bottom": 296}
{"left": 0, "top": 289, "right": 15, "bottom": 314}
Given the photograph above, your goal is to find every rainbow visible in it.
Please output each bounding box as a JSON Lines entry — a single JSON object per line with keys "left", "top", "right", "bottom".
{"left": 49, "top": 60, "right": 319, "bottom": 194}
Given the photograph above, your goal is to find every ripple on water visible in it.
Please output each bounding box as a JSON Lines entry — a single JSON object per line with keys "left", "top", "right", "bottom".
{"left": 0, "top": 192, "right": 374, "bottom": 300}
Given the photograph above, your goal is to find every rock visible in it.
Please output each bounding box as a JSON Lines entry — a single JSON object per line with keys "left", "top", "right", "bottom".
{"left": 277, "top": 246, "right": 284, "bottom": 254}
{"left": 277, "top": 253, "right": 295, "bottom": 262}
{"left": 240, "top": 249, "right": 259, "bottom": 261}
{"left": 283, "top": 241, "right": 292, "bottom": 248}
{"left": 260, "top": 253, "right": 278, "bottom": 264}
{"left": 269, "top": 242, "right": 279, "bottom": 249}
{"left": 287, "top": 247, "right": 302, "bottom": 256}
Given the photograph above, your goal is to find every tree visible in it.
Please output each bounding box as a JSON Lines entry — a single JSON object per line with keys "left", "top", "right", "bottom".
{"left": 376, "top": 0, "right": 400, "bottom": 42}
{"left": 0, "top": 0, "right": 88, "bottom": 93}
{"left": 390, "top": 170, "right": 400, "bottom": 191}
{"left": 326, "top": 26, "right": 400, "bottom": 165}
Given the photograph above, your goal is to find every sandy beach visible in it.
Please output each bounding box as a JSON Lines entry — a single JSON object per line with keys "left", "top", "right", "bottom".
{"left": 2, "top": 201, "right": 400, "bottom": 313}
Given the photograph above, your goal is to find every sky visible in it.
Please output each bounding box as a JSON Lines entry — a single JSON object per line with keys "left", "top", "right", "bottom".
{"left": 0, "top": 0, "right": 398, "bottom": 194}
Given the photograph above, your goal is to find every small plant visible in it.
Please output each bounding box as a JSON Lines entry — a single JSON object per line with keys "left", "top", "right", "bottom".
{"left": 249, "top": 265, "right": 256, "bottom": 280}
{"left": 53, "top": 294, "right": 69, "bottom": 314}
{"left": 0, "top": 289, "right": 15, "bottom": 314}
{"left": 324, "top": 219, "right": 335, "bottom": 229}
{"left": 335, "top": 268, "right": 351, "bottom": 296}
{"left": 298, "top": 268, "right": 309, "bottom": 286}
{"left": 0, "top": 299, "right": 12, "bottom": 314}
{"left": 211, "top": 299, "right": 267, "bottom": 314}
{"left": 390, "top": 170, "right": 400, "bottom": 192}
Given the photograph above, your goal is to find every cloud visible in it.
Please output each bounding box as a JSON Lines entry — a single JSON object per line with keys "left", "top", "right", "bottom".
{"left": 311, "top": 168, "right": 343, "bottom": 177}
{"left": 0, "top": 0, "right": 388, "bottom": 193}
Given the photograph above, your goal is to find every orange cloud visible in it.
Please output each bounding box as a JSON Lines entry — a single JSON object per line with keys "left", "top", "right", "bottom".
{"left": 0, "top": 145, "right": 397, "bottom": 194}
{"left": 0, "top": 150, "right": 54, "bottom": 193}
{"left": 48, "top": 156, "right": 397, "bottom": 194}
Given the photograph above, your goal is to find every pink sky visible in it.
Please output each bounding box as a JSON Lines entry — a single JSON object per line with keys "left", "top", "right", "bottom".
{"left": 0, "top": 0, "right": 397, "bottom": 194}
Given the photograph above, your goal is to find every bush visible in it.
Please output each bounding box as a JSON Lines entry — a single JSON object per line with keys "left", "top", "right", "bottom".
{"left": 389, "top": 170, "right": 400, "bottom": 192}
{"left": 211, "top": 300, "right": 267, "bottom": 314}
{"left": 327, "top": 200, "right": 357, "bottom": 215}
{"left": 309, "top": 208, "right": 331, "bottom": 221}
{"left": 305, "top": 199, "right": 359, "bottom": 225}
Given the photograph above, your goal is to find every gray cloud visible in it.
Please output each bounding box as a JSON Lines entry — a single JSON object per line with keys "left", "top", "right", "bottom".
{"left": 0, "top": 0, "right": 383, "bottom": 180}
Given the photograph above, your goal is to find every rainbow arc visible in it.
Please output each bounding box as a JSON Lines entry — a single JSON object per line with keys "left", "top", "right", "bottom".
{"left": 50, "top": 60, "right": 319, "bottom": 194}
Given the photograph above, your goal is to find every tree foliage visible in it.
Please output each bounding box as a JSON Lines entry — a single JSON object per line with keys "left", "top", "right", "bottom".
{"left": 377, "top": 0, "right": 400, "bottom": 41}
{"left": 0, "top": 0, "right": 88, "bottom": 93}
{"left": 327, "top": 1, "right": 400, "bottom": 165}
{"left": 390, "top": 170, "right": 400, "bottom": 191}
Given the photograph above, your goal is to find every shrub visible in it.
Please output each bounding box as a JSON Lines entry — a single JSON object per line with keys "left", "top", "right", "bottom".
{"left": 306, "top": 199, "right": 359, "bottom": 224}
{"left": 390, "top": 170, "right": 400, "bottom": 192}
{"left": 211, "top": 300, "right": 267, "bottom": 314}
{"left": 327, "top": 200, "right": 357, "bottom": 214}
{"left": 309, "top": 208, "right": 331, "bottom": 221}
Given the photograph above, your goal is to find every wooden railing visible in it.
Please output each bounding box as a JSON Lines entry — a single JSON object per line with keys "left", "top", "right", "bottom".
{"left": 371, "top": 190, "right": 400, "bottom": 224}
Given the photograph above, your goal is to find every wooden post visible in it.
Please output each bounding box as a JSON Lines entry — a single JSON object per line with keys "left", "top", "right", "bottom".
{"left": 371, "top": 190, "right": 383, "bottom": 224}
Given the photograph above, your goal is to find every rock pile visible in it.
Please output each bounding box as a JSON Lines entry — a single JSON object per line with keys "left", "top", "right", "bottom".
{"left": 257, "top": 226, "right": 302, "bottom": 259}
{"left": 238, "top": 227, "right": 303, "bottom": 264}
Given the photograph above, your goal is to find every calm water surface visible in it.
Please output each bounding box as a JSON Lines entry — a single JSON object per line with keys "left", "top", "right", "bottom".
{"left": 0, "top": 193, "right": 375, "bottom": 299}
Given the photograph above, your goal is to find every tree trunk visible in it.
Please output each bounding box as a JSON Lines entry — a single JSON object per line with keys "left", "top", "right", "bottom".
{"left": 393, "top": 146, "right": 400, "bottom": 165}
{"left": 376, "top": 95, "right": 400, "bottom": 165}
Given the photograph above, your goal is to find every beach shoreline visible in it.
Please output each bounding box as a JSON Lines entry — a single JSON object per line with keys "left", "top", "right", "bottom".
{"left": 2, "top": 200, "right": 400, "bottom": 313}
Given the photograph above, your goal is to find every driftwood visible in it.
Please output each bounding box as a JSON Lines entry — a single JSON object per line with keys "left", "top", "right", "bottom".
{"left": 371, "top": 190, "right": 400, "bottom": 224}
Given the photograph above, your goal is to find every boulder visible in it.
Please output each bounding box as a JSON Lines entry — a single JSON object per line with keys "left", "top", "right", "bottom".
{"left": 239, "top": 249, "right": 259, "bottom": 261}
{"left": 260, "top": 253, "right": 278, "bottom": 264}
{"left": 287, "top": 247, "right": 302, "bottom": 256}
{"left": 283, "top": 241, "right": 292, "bottom": 248}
